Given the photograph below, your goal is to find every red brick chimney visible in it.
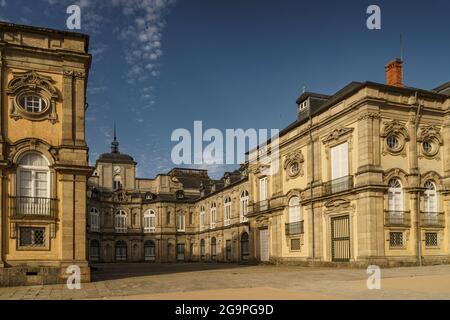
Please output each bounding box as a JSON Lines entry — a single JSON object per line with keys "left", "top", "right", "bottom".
{"left": 385, "top": 59, "right": 404, "bottom": 87}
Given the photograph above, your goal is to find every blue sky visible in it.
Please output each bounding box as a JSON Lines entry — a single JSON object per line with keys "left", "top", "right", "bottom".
{"left": 1, "top": 0, "right": 450, "bottom": 178}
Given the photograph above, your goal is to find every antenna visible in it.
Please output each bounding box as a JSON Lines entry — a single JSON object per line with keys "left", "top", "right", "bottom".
{"left": 400, "top": 33, "right": 403, "bottom": 62}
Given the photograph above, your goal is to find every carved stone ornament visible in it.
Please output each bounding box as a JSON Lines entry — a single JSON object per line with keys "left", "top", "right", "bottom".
{"left": 381, "top": 120, "right": 409, "bottom": 156}
{"left": 7, "top": 71, "right": 59, "bottom": 123}
{"left": 283, "top": 149, "right": 305, "bottom": 180}
{"left": 322, "top": 127, "right": 354, "bottom": 144}
{"left": 418, "top": 125, "right": 442, "bottom": 159}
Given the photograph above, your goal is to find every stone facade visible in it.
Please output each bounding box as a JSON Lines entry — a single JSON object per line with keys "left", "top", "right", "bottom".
{"left": 88, "top": 75, "right": 450, "bottom": 267}
{"left": 0, "top": 22, "right": 92, "bottom": 286}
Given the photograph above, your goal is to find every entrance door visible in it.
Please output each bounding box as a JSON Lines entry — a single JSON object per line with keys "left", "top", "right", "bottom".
{"left": 226, "top": 240, "right": 232, "bottom": 261}
{"left": 331, "top": 215, "right": 351, "bottom": 262}
{"left": 259, "top": 229, "right": 269, "bottom": 262}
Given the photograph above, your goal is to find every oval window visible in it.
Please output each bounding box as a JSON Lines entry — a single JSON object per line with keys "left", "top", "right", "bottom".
{"left": 19, "top": 95, "right": 47, "bottom": 113}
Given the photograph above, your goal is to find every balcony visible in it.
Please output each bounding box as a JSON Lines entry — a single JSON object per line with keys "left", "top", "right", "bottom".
{"left": 385, "top": 211, "right": 411, "bottom": 227}
{"left": 250, "top": 198, "right": 284, "bottom": 214}
{"left": 323, "top": 176, "right": 354, "bottom": 195}
{"left": 285, "top": 221, "right": 304, "bottom": 236}
{"left": 9, "top": 196, "right": 56, "bottom": 219}
{"left": 420, "top": 212, "right": 445, "bottom": 228}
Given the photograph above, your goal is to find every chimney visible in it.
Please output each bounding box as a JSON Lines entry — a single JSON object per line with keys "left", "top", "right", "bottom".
{"left": 385, "top": 59, "right": 403, "bottom": 87}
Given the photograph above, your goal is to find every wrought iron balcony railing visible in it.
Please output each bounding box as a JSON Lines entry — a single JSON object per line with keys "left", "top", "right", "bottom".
{"left": 384, "top": 211, "right": 411, "bottom": 227}
{"left": 285, "top": 221, "right": 304, "bottom": 236}
{"left": 323, "top": 175, "right": 354, "bottom": 195}
{"left": 9, "top": 196, "right": 57, "bottom": 219}
{"left": 420, "top": 212, "right": 445, "bottom": 228}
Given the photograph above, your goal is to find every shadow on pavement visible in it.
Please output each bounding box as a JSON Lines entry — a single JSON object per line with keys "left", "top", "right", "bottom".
{"left": 90, "top": 262, "right": 256, "bottom": 282}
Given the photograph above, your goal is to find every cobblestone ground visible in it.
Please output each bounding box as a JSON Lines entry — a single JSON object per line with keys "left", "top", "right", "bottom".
{"left": 0, "top": 263, "right": 450, "bottom": 300}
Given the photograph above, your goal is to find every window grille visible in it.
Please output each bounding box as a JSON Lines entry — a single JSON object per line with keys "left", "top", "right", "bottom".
{"left": 425, "top": 232, "right": 438, "bottom": 247}
{"left": 389, "top": 232, "right": 403, "bottom": 248}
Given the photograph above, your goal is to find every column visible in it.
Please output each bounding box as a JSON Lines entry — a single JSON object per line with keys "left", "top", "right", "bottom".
{"left": 61, "top": 70, "right": 74, "bottom": 145}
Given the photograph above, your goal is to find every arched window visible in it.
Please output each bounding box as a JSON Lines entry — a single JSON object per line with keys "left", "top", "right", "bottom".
{"left": 210, "top": 202, "right": 217, "bottom": 229}
{"left": 424, "top": 181, "right": 438, "bottom": 214}
{"left": 388, "top": 178, "right": 403, "bottom": 212}
{"left": 200, "top": 206, "right": 206, "bottom": 230}
{"left": 115, "top": 210, "right": 127, "bottom": 233}
{"left": 17, "top": 152, "right": 51, "bottom": 217}
{"left": 240, "top": 190, "right": 249, "bottom": 223}
{"left": 200, "top": 239, "right": 205, "bottom": 260}
{"left": 144, "top": 240, "right": 156, "bottom": 261}
{"left": 210, "top": 237, "right": 217, "bottom": 260}
{"left": 288, "top": 197, "right": 301, "bottom": 223}
{"left": 143, "top": 209, "right": 156, "bottom": 233}
{"left": 115, "top": 241, "right": 127, "bottom": 261}
{"left": 224, "top": 196, "right": 232, "bottom": 226}
{"left": 89, "top": 239, "right": 100, "bottom": 261}
{"left": 241, "top": 232, "right": 250, "bottom": 261}
{"left": 113, "top": 174, "right": 122, "bottom": 190}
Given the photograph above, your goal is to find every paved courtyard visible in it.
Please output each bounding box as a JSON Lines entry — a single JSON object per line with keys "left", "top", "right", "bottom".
{"left": 0, "top": 263, "right": 450, "bottom": 300}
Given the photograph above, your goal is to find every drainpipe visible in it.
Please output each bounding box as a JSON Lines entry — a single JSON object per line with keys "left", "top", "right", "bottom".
{"left": 308, "top": 101, "right": 315, "bottom": 264}
{"left": 414, "top": 92, "right": 422, "bottom": 266}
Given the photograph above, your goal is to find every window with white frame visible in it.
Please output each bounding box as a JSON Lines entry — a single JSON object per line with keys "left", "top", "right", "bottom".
{"left": 177, "top": 213, "right": 186, "bottom": 232}
{"left": 388, "top": 178, "right": 403, "bottom": 212}
{"left": 424, "top": 181, "right": 438, "bottom": 214}
{"left": 330, "top": 142, "right": 349, "bottom": 180}
{"left": 20, "top": 95, "right": 47, "bottom": 113}
{"left": 200, "top": 206, "right": 206, "bottom": 230}
{"left": 240, "top": 190, "right": 249, "bottom": 223}
{"left": 210, "top": 202, "right": 217, "bottom": 229}
{"left": 115, "top": 210, "right": 127, "bottom": 233}
{"left": 288, "top": 197, "right": 301, "bottom": 223}
{"left": 17, "top": 153, "right": 51, "bottom": 217}
{"left": 143, "top": 209, "right": 156, "bottom": 233}
{"left": 259, "top": 177, "right": 268, "bottom": 202}
{"left": 224, "top": 196, "right": 232, "bottom": 226}
{"left": 90, "top": 207, "right": 100, "bottom": 232}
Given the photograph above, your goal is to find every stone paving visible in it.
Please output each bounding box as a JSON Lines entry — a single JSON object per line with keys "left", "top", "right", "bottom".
{"left": 0, "top": 263, "right": 450, "bottom": 300}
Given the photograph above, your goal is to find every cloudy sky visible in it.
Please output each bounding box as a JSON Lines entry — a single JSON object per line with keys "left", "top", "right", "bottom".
{"left": 1, "top": 0, "right": 450, "bottom": 178}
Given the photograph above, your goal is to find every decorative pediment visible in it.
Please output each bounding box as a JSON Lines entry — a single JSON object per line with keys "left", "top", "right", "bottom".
{"left": 381, "top": 120, "right": 409, "bottom": 139}
{"left": 324, "top": 198, "right": 355, "bottom": 213}
{"left": 418, "top": 125, "right": 442, "bottom": 144}
{"left": 322, "top": 127, "right": 354, "bottom": 144}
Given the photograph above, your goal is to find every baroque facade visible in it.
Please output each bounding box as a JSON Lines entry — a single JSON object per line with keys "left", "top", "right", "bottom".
{"left": 1, "top": 21, "right": 450, "bottom": 287}
{"left": 88, "top": 59, "right": 450, "bottom": 267}
{"left": 0, "top": 22, "right": 92, "bottom": 286}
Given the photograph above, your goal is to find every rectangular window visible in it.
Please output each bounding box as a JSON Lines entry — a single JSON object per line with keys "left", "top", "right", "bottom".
{"left": 19, "top": 227, "right": 45, "bottom": 247}
{"left": 177, "top": 215, "right": 185, "bottom": 232}
{"left": 389, "top": 232, "right": 403, "bottom": 248}
{"left": 330, "top": 142, "right": 349, "bottom": 180}
{"left": 290, "top": 238, "right": 301, "bottom": 251}
{"left": 259, "top": 177, "right": 268, "bottom": 202}
{"left": 200, "top": 211, "right": 205, "bottom": 230}
{"left": 425, "top": 232, "right": 438, "bottom": 247}
{"left": 224, "top": 204, "right": 231, "bottom": 226}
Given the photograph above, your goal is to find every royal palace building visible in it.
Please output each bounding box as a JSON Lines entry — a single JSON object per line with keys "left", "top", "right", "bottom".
{"left": 0, "top": 22, "right": 92, "bottom": 286}
{"left": 1, "top": 21, "right": 450, "bottom": 287}
{"left": 87, "top": 59, "right": 450, "bottom": 268}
